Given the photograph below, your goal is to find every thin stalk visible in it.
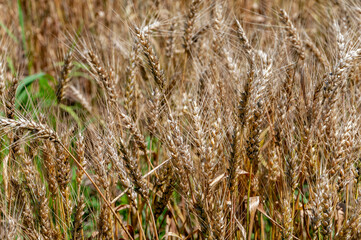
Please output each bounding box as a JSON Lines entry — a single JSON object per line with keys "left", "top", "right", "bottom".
{"left": 146, "top": 200, "right": 159, "bottom": 240}
{"left": 57, "top": 142, "right": 134, "bottom": 240}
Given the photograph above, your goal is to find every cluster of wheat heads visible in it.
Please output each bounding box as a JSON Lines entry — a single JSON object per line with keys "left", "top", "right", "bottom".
{"left": 1, "top": 0, "right": 361, "bottom": 239}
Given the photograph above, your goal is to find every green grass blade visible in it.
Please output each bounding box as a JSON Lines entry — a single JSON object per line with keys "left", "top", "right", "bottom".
{"left": 0, "top": 21, "right": 19, "bottom": 43}
{"left": 17, "top": 0, "right": 26, "bottom": 54}
{"left": 16, "top": 72, "right": 46, "bottom": 98}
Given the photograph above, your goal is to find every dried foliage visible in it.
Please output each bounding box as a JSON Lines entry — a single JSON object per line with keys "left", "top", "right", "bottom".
{"left": 0, "top": 0, "right": 361, "bottom": 239}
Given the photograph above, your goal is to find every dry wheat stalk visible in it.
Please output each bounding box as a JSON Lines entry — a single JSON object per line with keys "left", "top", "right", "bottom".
{"left": 1, "top": 1, "right": 361, "bottom": 239}
{"left": 184, "top": 0, "right": 201, "bottom": 53}
{"left": 56, "top": 51, "right": 73, "bottom": 103}
{"left": 279, "top": 9, "right": 305, "bottom": 61}
{"left": 0, "top": 60, "right": 5, "bottom": 98}
{"left": 136, "top": 27, "right": 165, "bottom": 89}
{"left": 66, "top": 85, "right": 92, "bottom": 113}
{"left": 125, "top": 42, "right": 140, "bottom": 116}
{"left": 118, "top": 137, "right": 149, "bottom": 199}
{"left": 0, "top": 118, "right": 59, "bottom": 142}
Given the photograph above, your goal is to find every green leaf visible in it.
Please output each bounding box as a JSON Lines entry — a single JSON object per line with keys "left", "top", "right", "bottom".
{"left": 0, "top": 21, "right": 18, "bottom": 43}
{"left": 6, "top": 57, "right": 16, "bottom": 76}
{"left": 38, "top": 74, "right": 55, "bottom": 97}
{"left": 16, "top": 72, "right": 46, "bottom": 98}
{"left": 17, "top": 0, "right": 26, "bottom": 53}
{"left": 16, "top": 72, "right": 55, "bottom": 109}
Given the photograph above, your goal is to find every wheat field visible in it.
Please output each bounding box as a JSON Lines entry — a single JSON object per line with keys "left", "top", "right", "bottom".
{"left": 0, "top": 0, "right": 361, "bottom": 239}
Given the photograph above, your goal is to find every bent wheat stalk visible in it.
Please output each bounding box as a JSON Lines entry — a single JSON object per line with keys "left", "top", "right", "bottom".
{"left": 0, "top": 117, "right": 134, "bottom": 240}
